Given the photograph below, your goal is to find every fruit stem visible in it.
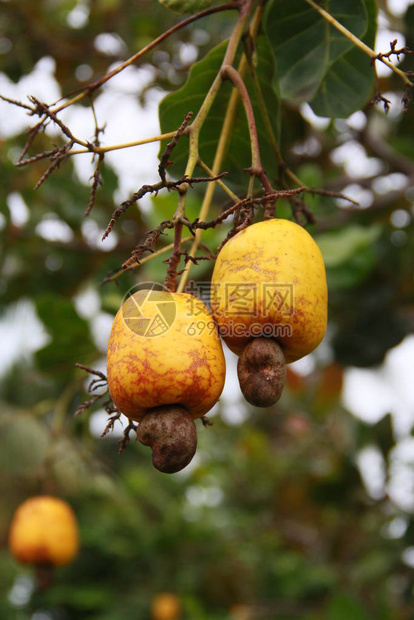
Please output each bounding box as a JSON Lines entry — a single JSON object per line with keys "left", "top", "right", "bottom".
{"left": 177, "top": 2, "right": 263, "bottom": 293}
{"left": 164, "top": 221, "right": 183, "bottom": 292}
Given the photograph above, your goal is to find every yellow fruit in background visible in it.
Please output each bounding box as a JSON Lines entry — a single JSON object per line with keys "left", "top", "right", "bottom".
{"left": 8, "top": 496, "right": 79, "bottom": 566}
{"left": 228, "top": 604, "right": 253, "bottom": 620}
{"left": 151, "top": 592, "right": 182, "bottom": 620}
{"left": 107, "top": 290, "right": 226, "bottom": 422}
{"left": 211, "top": 218, "right": 328, "bottom": 363}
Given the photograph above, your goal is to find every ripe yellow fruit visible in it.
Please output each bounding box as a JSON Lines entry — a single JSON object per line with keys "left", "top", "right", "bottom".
{"left": 211, "top": 219, "right": 328, "bottom": 363}
{"left": 107, "top": 290, "right": 226, "bottom": 421}
{"left": 8, "top": 496, "right": 79, "bottom": 566}
{"left": 151, "top": 592, "right": 182, "bottom": 620}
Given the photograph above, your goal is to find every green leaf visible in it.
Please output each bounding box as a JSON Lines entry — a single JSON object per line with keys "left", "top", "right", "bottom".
{"left": 34, "top": 294, "right": 96, "bottom": 373}
{"left": 316, "top": 224, "right": 381, "bottom": 267}
{"left": 159, "top": 36, "right": 280, "bottom": 187}
{"left": 264, "top": 0, "right": 368, "bottom": 102}
{"left": 316, "top": 224, "right": 381, "bottom": 289}
{"left": 159, "top": 0, "right": 213, "bottom": 13}
{"left": 310, "top": 0, "right": 377, "bottom": 117}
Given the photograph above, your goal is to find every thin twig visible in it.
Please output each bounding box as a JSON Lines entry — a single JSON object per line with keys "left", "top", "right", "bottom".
{"left": 74, "top": 392, "right": 106, "bottom": 418}
{"left": 85, "top": 153, "right": 104, "bottom": 216}
{"left": 118, "top": 421, "right": 138, "bottom": 454}
{"left": 122, "top": 219, "right": 175, "bottom": 269}
{"left": 33, "top": 142, "right": 73, "bottom": 189}
{"left": 191, "top": 187, "right": 358, "bottom": 233}
{"left": 29, "top": 97, "right": 89, "bottom": 147}
{"left": 164, "top": 221, "right": 183, "bottom": 292}
{"left": 101, "top": 411, "right": 123, "bottom": 437}
{"left": 101, "top": 236, "right": 194, "bottom": 284}
{"left": 0, "top": 93, "right": 34, "bottom": 111}
{"left": 74, "top": 363, "right": 110, "bottom": 417}
{"left": 75, "top": 363, "right": 107, "bottom": 381}
{"left": 374, "top": 39, "right": 414, "bottom": 63}
{"left": 102, "top": 172, "right": 227, "bottom": 241}
{"left": 158, "top": 112, "right": 193, "bottom": 184}
{"left": 52, "top": 2, "right": 240, "bottom": 114}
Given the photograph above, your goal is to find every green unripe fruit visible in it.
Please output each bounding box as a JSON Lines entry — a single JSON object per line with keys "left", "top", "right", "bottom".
{"left": 158, "top": 0, "right": 214, "bottom": 14}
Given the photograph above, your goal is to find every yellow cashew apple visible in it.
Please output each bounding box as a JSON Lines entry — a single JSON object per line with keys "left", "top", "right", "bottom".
{"left": 151, "top": 592, "right": 182, "bottom": 620}
{"left": 107, "top": 289, "right": 226, "bottom": 472}
{"left": 211, "top": 218, "right": 327, "bottom": 407}
{"left": 8, "top": 496, "right": 79, "bottom": 567}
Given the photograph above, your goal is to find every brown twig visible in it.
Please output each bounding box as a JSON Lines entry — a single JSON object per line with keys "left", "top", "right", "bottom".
{"left": 17, "top": 124, "right": 47, "bottom": 164}
{"left": 118, "top": 420, "right": 138, "bottom": 454}
{"left": 75, "top": 363, "right": 107, "bottom": 381}
{"left": 74, "top": 363, "right": 110, "bottom": 417}
{"left": 29, "top": 97, "right": 89, "bottom": 147}
{"left": 102, "top": 172, "right": 227, "bottom": 241}
{"left": 181, "top": 249, "right": 213, "bottom": 265}
{"left": 221, "top": 64, "right": 276, "bottom": 219}
{"left": 74, "top": 393, "right": 106, "bottom": 417}
{"left": 374, "top": 39, "right": 414, "bottom": 63}
{"left": 369, "top": 90, "right": 392, "bottom": 115}
{"left": 101, "top": 411, "right": 123, "bottom": 437}
{"left": 121, "top": 219, "right": 175, "bottom": 269}
{"left": 191, "top": 187, "right": 358, "bottom": 234}
{"left": 0, "top": 93, "right": 34, "bottom": 111}
{"left": 218, "top": 202, "right": 255, "bottom": 251}
{"left": 85, "top": 153, "right": 104, "bottom": 216}
{"left": 53, "top": 3, "right": 239, "bottom": 114}
{"left": 164, "top": 221, "right": 183, "bottom": 292}
{"left": 33, "top": 142, "right": 74, "bottom": 189}
{"left": 158, "top": 112, "right": 193, "bottom": 184}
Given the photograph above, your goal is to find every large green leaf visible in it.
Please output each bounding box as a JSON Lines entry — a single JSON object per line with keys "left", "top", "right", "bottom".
{"left": 264, "top": 0, "right": 368, "bottom": 102}
{"left": 316, "top": 224, "right": 381, "bottom": 289}
{"left": 34, "top": 294, "right": 97, "bottom": 373}
{"left": 310, "top": 0, "right": 377, "bottom": 117}
{"left": 158, "top": 36, "right": 280, "bottom": 187}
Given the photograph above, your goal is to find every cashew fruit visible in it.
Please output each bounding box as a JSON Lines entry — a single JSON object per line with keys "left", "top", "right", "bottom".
{"left": 211, "top": 218, "right": 328, "bottom": 362}
{"left": 211, "top": 219, "right": 327, "bottom": 406}
{"left": 107, "top": 290, "right": 225, "bottom": 420}
{"left": 107, "top": 290, "right": 226, "bottom": 472}
{"left": 8, "top": 496, "right": 79, "bottom": 566}
{"left": 151, "top": 592, "right": 182, "bottom": 620}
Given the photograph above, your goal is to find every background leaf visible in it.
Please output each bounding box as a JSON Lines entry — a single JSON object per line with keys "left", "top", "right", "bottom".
{"left": 264, "top": 0, "right": 368, "bottom": 102}
{"left": 310, "top": 0, "right": 378, "bottom": 117}
{"left": 34, "top": 295, "right": 97, "bottom": 373}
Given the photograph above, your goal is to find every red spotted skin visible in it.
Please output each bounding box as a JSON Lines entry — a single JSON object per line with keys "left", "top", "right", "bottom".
{"left": 107, "top": 291, "right": 226, "bottom": 421}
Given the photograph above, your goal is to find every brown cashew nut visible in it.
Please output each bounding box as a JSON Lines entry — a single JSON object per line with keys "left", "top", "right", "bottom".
{"left": 237, "top": 338, "right": 286, "bottom": 407}
{"left": 136, "top": 406, "right": 197, "bottom": 474}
